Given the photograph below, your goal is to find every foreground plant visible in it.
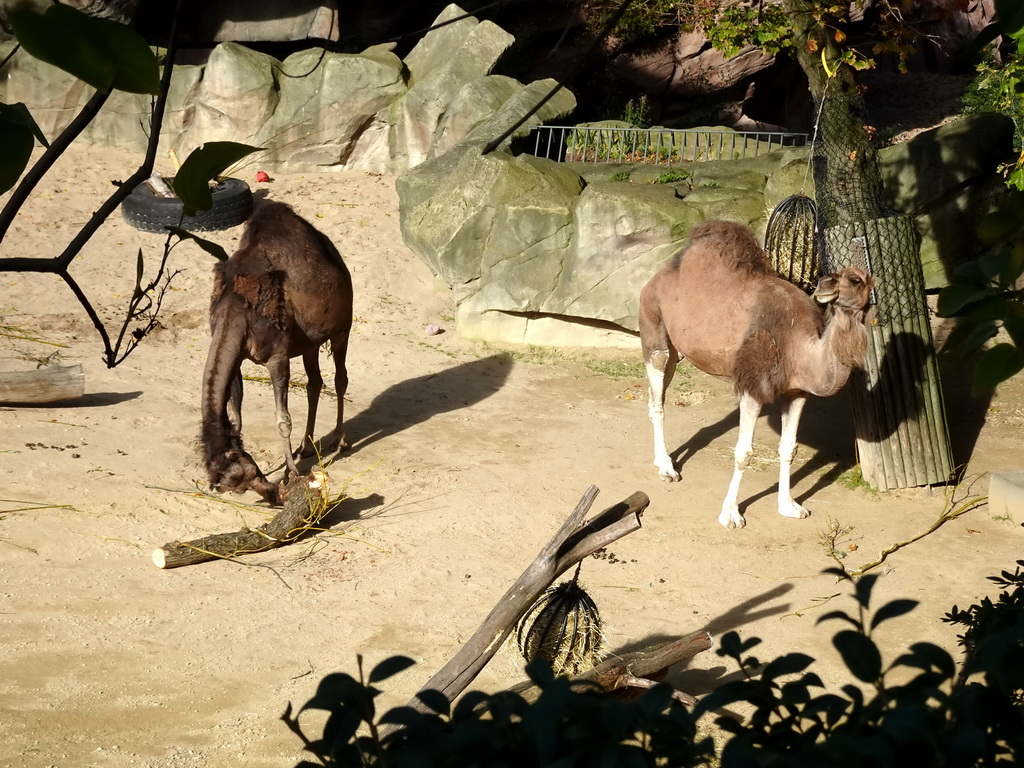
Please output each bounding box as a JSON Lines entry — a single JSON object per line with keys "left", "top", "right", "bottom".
{"left": 284, "top": 563, "right": 1024, "bottom": 767}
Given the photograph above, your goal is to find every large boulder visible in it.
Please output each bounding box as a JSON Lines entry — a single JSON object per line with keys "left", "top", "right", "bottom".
{"left": 398, "top": 115, "right": 1014, "bottom": 346}
{"left": 242, "top": 44, "right": 407, "bottom": 171}
{"left": 0, "top": 4, "right": 556, "bottom": 174}
{"left": 877, "top": 113, "right": 1016, "bottom": 288}
{"left": 391, "top": 4, "right": 514, "bottom": 168}
{"left": 176, "top": 42, "right": 280, "bottom": 152}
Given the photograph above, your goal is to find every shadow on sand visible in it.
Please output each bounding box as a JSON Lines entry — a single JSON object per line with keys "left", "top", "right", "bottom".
{"left": 334, "top": 353, "right": 514, "bottom": 457}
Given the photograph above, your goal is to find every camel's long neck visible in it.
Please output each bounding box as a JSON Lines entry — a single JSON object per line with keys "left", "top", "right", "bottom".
{"left": 797, "top": 306, "right": 869, "bottom": 397}
{"left": 201, "top": 305, "right": 246, "bottom": 461}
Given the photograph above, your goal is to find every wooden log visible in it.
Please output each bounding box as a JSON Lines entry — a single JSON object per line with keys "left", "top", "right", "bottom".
{"left": 508, "top": 630, "right": 714, "bottom": 705}
{"left": 401, "top": 485, "right": 649, "bottom": 716}
{"left": 145, "top": 172, "right": 177, "bottom": 198}
{"left": 0, "top": 364, "right": 84, "bottom": 404}
{"left": 153, "top": 471, "right": 329, "bottom": 568}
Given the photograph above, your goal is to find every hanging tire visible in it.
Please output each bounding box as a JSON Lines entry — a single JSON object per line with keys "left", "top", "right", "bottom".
{"left": 121, "top": 177, "right": 253, "bottom": 233}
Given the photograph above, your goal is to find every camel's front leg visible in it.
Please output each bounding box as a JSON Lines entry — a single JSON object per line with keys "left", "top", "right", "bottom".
{"left": 645, "top": 348, "right": 680, "bottom": 481}
{"left": 777, "top": 394, "right": 809, "bottom": 519}
{"left": 266, "top": 356, "right": 299, "bottom": 475}
{"left": 226, "top": 368, "right": 244, "bottom": 437}
{"left": 296, "top": 349, "right": 323, "bottom": 458}
{"left": 719, "top": 392, "right": 761, "bottom": 529}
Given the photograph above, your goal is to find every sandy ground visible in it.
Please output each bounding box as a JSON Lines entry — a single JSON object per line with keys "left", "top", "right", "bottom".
{"left": 1, "top": 144, "right": 1022, "bottom": 767}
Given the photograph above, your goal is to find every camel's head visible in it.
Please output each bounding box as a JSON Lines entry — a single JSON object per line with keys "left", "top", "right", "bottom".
{"left": 208, "top": 449, "right": 282, "bottom": 505}
{"left": 814, "top": 267, "right": 872, "bottom": 314}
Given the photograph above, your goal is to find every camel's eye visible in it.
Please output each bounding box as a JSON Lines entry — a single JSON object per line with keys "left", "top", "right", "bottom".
{"left": 849, "top": 277, "right": 862, "bottom": 286}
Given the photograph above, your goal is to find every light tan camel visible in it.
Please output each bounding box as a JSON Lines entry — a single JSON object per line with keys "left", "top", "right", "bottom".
{"left": 639, "top": 219, "right": 873, "bottom": 529}
{"left": 201, "top": 199, "right": 353, "bottom": 505}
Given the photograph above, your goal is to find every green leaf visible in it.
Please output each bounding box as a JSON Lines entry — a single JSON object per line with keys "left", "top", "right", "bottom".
{"left": 977, "top": 211, "right": 1023, "bottom": 246}
{"left": 936, "top": 283, "right": 999, "bottom": 316}
{"left": 0, "top": 102, "right": 49, "bottom": 147}
{"left": 869, "top": 599, "right": 918, "bottom": 631}
{"left": 995, "top": 0, "right": 1024, "bottom": 39}
{"left": 833, "top": 630, "right": 883, "bottom": 683}
{"left": 0, "top": 113, "right": 34, "bottom": 195}
{"left": 760, "top": 653, "right": 815, "bottom": 682}
{"left": 164, "top": 227, "right": 229, "bottom": 261}
{"left": 299, "top": 672, "right": 363, "bottom": 714}
{"left": 973, "top": 343, "right": 1024, "bottom": 394}
{"left": 9, "top": 4, "right": 158, "bottom": 95}
{"left": 369, "top": 655, "right": 415, "bottom": 684}
{"left": 939, "top": 319, "right": 998, "bottom": 358}
{"left": 172, "top": 142, "right": 262, "bottom": 216}
{"left": 414, "top": 688, "right": 451, "bottom": 716}
{"left": 91, "top": 13, "right": 160, "bottom": 94}
{"left": 1004, "top": 314, "right": 1024, "bottom": 348}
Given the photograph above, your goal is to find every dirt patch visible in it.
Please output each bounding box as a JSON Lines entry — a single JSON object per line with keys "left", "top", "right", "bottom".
{"left": 1, "top": 144, "right": 1021, "bottom": 767}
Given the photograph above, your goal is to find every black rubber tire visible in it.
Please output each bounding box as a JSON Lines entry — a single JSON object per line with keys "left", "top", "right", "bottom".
{"left": 121, "top": 177, "right": 253, "bottom": 233}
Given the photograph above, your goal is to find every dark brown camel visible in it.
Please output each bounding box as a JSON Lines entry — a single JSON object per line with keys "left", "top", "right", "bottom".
{"left": 201, "top": 199, "right": 353, "bottom": 505}
{"left": 639, "top": 219, "right": 873, "bottom": 529}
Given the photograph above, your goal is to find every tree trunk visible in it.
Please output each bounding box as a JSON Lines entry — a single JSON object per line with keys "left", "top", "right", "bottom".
{"left": 783, "top": 0, "right": 954, "bottom": 490}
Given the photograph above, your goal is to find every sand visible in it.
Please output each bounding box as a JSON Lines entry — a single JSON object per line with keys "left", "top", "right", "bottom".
{"left": 1, "top": 143, "right": 1022, "bottom": 767}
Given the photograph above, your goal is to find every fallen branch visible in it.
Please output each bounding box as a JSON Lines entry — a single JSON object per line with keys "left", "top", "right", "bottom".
{"left": 0, "top": 364, "right": 84, "bottom": 404}
{"left": 826, "top": 480, "right": 987, "bottom": 579}
{"left": 507, "top": 630, "right": 713, "bottom": 705}
{"left": 403, "top": 485, "right": 649, "bottom": 714}
{"left": 153, "top": 470, "right": 330, "bottom": 569}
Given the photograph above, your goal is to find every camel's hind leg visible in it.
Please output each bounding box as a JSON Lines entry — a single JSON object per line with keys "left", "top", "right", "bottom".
{"left": 719, "top": 391, "right": 761, "bottom": 529}
{"left": 777, "top": 394, "right": 810, "bottom": 519}
{"left": 644, "top": 345, "right": 681, "bottom": 482}
{"left": 296, "top": 348, "right": 323, "bottom": 459}
{"left": 266, "top": 355, "right": 299, "bottom": 475}
{"left": 325, "top": 330, "right": 350, "bottom": 452}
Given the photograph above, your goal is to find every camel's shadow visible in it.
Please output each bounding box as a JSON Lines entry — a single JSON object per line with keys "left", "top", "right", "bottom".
{"left": 308, "top": 353, "right": 513, "bottom": 464}
{"left": 669, "top": 388, "right": 859, "bottom": 510}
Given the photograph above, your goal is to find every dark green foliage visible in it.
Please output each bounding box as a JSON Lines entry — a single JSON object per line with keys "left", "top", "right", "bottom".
{"left": 651, "top": 169, "right": 691, "bottom": 184}
{"left": 937, "top": 194, "right": 1024, "bottom": 394}
{"left": 171, "top": 142, "right": 263, "bottom": 216}
{"left": 284, "top": 658, "right": 715, "bottom": 767}
{"left": 8, "top": 3, "right": 159, "bottom": 95}
{"left": 287, "top": 565, "right": 1024, "bottom": 767}
{"left": 945, "top": 560, "right": 1024, "bottom": 708}
{"left": 0, "top": 102, "right": 48, "bottom": 195}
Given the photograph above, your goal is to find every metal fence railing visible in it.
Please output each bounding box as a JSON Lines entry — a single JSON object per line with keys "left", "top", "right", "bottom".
{"left": 526, "top": 125, "right": 810, "bottom": 165}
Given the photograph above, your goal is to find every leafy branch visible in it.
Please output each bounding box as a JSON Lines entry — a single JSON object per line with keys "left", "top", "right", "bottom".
{"left": 0, "top": 2, "right": 259, "bottom": 368}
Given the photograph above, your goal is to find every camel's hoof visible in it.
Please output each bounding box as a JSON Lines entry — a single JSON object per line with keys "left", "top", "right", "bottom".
{"left": 718, "top": 509, "right": 746, "bottom": 529}
{"left": 655, "top": 462, "right": 681, "bottom": 482}
{"left": 779, "top": 503, "right": 810, "bottom": 520}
